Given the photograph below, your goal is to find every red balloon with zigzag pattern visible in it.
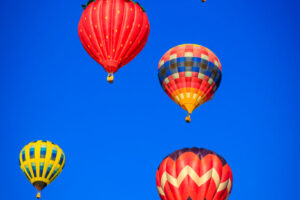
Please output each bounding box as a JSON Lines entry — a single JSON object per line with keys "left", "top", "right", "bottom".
{"left": 156, "top": 148, "right": 233, "bottom": 200}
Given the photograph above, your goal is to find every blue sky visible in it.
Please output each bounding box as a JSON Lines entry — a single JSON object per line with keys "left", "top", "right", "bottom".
{"left": 0, "top": 0, "right": 300, "bottom": 199}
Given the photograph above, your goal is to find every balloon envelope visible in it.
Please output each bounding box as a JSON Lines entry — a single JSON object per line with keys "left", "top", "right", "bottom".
{"left": 158, "top": 44, "right": 222, "bottom": 122}
{"left": 19, "top": 140, "right": 65, "bottom": 198}
{"left": 78, "top": 0, "right": 150, "bottom": 82}
{"left": 156, "top": 147, "right": 233, "bottom": 200}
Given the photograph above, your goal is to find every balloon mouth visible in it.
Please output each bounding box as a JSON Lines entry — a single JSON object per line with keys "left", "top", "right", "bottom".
{"left": 182, "top": 103, "right": 194, "bottom": 114}
{"left": 33, "top": 181, "right": 47, "bottom": 191}
{"left": 105, "top": 60, "right": 120, "bottom": 73}
{"left": 107, "top": 73, "right": 114, "bottom": 83}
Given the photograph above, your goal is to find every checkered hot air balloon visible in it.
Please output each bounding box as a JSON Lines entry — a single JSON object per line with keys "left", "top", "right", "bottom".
{"left": 158, "top": 44, "right": 222, "bottom": 123}
{"left": 19, "top": 141, "right": 65, "bottom": 199}
{"left": 78, "top": 0, "right": 150, "bottom": 83}
{"left": 156, "top": 148, "right": 233, "bottom": 200}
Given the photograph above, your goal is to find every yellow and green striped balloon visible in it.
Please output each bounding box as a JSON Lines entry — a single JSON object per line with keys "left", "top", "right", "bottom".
{"left": 19, "top": 140, "right": 65, "bottom": 199}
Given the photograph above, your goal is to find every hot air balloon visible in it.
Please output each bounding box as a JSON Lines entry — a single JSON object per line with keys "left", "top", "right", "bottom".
{"left": 158, "top": 44, "right": 222, "bottom": 123}
{"left": 156, "top": 148, "right": 233, "bottom": 200}
{"left": 19, "top": 140, "right": 65, "bottom": 199}
{"left": 78, "top": 0, "right": 150, "bottom": 83}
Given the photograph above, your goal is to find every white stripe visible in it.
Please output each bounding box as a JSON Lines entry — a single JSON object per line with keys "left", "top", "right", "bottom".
{"left": 157, "top": 186, "right": 165, "bottom": 195}
{"left": 170, "top": 54, "right": 177, "bottom": 60}
{"left": 164, "top": 77, "right": 169, "bottom": 84}
{"left": 185, "top": 52, "right": 193, "bottom": 57}
{"left": 160, "top": 166, "right": 221, "bottom": 189}
{"left": 217, "top": 179, "right": 228, "bottom": 192}
{"left": 214, "top": 60, "right": 219, "bottom": 67}
{"left": 208, "top": 78, "right": 213, "bottom": 85}
{"left": 161, "top": 171, "right": 167, "bottom": 189}
{"left": 201, "top": 54, "right": 209, "bottom": 60}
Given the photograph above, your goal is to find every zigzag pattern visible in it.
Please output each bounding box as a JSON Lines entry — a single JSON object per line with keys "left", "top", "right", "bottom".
{"left": 156, "top": 148, "right": 233, "bottom": 200}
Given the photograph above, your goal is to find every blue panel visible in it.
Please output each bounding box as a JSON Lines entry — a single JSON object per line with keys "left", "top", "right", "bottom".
{"left": 49, "top": 169, "right": 58, "bottom": 180}
{"left": 214, "top": 70, "right": 221, "bottom": 82}
{"left": 51, "top": 148, "right": 57, "bottom": 161}
{"left": 192, "top": 57, "right": 201, "bottom": 62}
{"left": 45, "top": 164, "right": 53, "bottom": 178}
{"left": 192, "top": 66, "right": 200, "bottom": 72}
{"left": 59, "top": 153, "right": 64, "bottom": 165}
{"left": 25, "top": 165, "right": 32, "bottom": 179}
{"left": 159, "top": 77, "right": 164, "bottom": 84}
{"left": 163, "top": 61, "right": 170, "bottom": 67}
{"left": 178, "top": 67, "right": 185, "bottom": 72}
{"left": 31, "top": 162, "right": 36, "bottom": 177}
{"left": 208, "top": 61, "right": 215, "bottom": 69}
{"left": 30, "top": 146, "right": 35, "bottom": 159}
{"left": 22, "top": 150, "right": 26, "bottom": 162}
{"left": 40, "top": 162, "right": 44, "bottom": 177}
{"left": 40, "top": 147, "right": 46, "bottom": 158}
{"left": 177, "top": 57, "right": 185, "bottom": 63}
{"left": 215, "top": 75, "right": 222, "bottom": 87}
{"left": 205, "top": 70, "right": 212, "bottom": 77}
{"left": 166, "top": 69, "right": 173, "bottom": 76}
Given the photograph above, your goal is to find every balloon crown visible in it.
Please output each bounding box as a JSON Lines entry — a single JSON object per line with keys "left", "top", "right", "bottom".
{"left": 128, "top": 0, "right": 146, "bottom": 12}
{"left": 81, "top": 0, "right": 95, "bottom": 9}
{"left": 81, "top": 0, "right": 146, "bottom": 12}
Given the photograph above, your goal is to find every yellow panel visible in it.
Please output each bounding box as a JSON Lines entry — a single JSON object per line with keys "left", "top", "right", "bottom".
{"left": 170, "top": 87, "right": 210, "bottom": 114}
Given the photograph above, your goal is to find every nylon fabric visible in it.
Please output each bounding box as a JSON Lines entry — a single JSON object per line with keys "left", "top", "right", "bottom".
{"left": 78, "top": 0, "right": 150, "bottom": 74}
{"left": 156, "top": 148, "right": 233, "bottom": 200}
{"left": 158, "top": 44, "right": 222, "bottom": 115}
{"left": 19, "top": 141, "right": 65, "bottom": 191}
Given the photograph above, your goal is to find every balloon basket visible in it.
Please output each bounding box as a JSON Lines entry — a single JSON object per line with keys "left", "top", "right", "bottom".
{"left": 107, "top": 74, "right": 114, "bottom": 83}
{"left": 36, "top": 192, "right": 41, "bottom": 199}
{"left": 185, "top": 115, "right": 191, "bottom": 123}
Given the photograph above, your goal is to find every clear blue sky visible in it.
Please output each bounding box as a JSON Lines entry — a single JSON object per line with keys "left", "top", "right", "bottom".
{"left": 0, "top": 0, "right": 299, "bottom": 199}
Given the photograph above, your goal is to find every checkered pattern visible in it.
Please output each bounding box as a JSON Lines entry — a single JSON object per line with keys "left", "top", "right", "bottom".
{"left": 158, "top": 44, "right": 222, "bottom": 114}
{"left": 156, "top": 148, "right": 233, "bottom": 200}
